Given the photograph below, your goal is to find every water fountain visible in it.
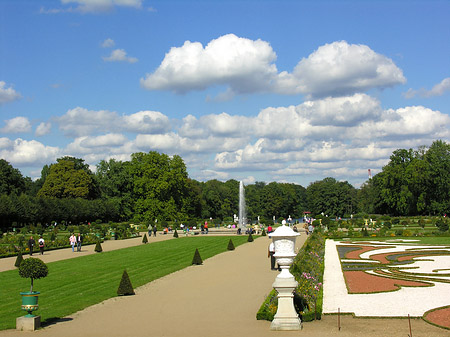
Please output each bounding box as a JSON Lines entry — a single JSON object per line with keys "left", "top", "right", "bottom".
{"left": 238, "top": 181, "right": 246, "bottom": 233}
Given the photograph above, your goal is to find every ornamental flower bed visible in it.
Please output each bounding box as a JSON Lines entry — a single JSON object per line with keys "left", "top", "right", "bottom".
{"left": 257, "top": 231, "right": 325, "bottom": 322}
{"left": 323, "top": 239, "right": 450, "bottom": 329}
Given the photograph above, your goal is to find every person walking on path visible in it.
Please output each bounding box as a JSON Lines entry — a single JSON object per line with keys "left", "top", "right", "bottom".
{"left": 148, "top": 225, "right": 152, "bottom": 238}
{"left": 268, "top": 241, "right": 276, "bottom": 270}
{"left": 69, "top": 234, "right": 77, "bottom": 252}
{"left": 38, "top": 236, "right": 45, "bottom": 255}
{"left": 28, "top": 236, "right": 35, "bottom": 256}
{"left": 77, "top": 233, "right": 83, "bottom": 251}
{"left": 152, "top": 225, "right": 157, "bottom": 237}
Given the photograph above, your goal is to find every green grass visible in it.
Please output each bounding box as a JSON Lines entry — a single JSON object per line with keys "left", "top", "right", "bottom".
{"left": 0, "top": 236, "right": 251, "bottom": 330}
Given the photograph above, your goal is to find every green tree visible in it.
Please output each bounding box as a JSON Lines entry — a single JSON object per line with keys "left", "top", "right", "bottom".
{"left": 424, "top": 140, "right": 450, "bottom": 214}
{"left": 37, "top": 158, "right": 97, "bottom": 199}
{"left": 306, "top": 177, "right": 356, "bottom": 217}
{"left": 129, "top": 151, "right": 189, "bottom": 222}
{"left": 0, "top": 159, "right": 27, "bottom": 195}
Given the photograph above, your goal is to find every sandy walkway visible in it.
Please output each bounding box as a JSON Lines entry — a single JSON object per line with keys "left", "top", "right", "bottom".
{"left": 1, "top": 233, "right": 449, "bottom": 336}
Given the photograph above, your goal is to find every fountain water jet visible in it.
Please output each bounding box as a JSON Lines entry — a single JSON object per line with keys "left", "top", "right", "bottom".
{"left": 239, "top": 181, "right": 246, "bottom": 233}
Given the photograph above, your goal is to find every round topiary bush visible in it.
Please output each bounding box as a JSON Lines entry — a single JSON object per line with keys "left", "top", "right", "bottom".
{"left": 18, "top": 257, "right": 48, "bottom": 292}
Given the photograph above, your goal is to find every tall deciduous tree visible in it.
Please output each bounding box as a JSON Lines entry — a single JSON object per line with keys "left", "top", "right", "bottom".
{"left": 0, "top": 159, "right": 27, "bottom": 195}
{"left": 37, "top": 158, "right": 97, "bottom": 199}
{"left": 306, "top": 177, "right": 357, "bottom": 217}
{"left": 129, "top": 151, "right": 189, "bottom": 222}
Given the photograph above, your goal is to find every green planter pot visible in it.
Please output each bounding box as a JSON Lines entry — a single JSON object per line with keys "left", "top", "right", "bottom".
{"left": 20, "top": 291, "right": 40, "bottom": 317}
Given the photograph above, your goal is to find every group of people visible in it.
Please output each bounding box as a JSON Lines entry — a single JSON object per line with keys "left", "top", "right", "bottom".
{"left": 69, "top": 233, "right": 83, "bottom": 252}
{"left": 147, "top": 225, "right": 158, "bottom": 237}
{"left": 27, "top": 236, "right": 45, "bottom": 255}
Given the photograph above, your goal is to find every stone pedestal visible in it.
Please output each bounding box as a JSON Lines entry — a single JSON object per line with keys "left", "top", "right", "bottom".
{"left": 16, "top": 315, "right": 40, "bottom": 331}
{"left": 270, "top": 275, "right": 301, "bottom": 330}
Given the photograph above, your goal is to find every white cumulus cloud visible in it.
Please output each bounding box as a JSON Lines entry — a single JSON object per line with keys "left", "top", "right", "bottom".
{"left": 101, "top": 38, "right": 115, "bottom": 48}
{"left": 1, "top": 116, "right": 31, "bottom": 133}
{"left": 0, "top": 81, "right": 21, "bottom": 104}
{"left": 284, "top": 41, "right": 406, "bottom": 98}
{"left": 140, "top": 34, "right": 278, "bottom": 95}
{"left": 404, "top": 77, "right": 450, "bottom": 98}
{"left": 123, "top": 110, "right": 171, "bottom": 134}
{"left": 0, "top": 138, "right": 60, "bottom": 166}
{"left": 141, "top": 36, "right": 406, "bottom": 99}
{"left": 35, "top": 122, "right": 52, "bottom": 136}
{"left": 103, "top": 49, "right": 138, "bottom": 63}
{"left": 61, "top": 0, "right": 142, "bottom": 13}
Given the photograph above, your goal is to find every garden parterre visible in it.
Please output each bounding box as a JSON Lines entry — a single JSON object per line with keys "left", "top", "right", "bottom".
{"left": 323, "top": 239, "right": 450, "bottom": 317}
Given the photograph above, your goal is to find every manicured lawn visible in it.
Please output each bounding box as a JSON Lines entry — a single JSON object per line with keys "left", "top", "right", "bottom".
{"left": 0, "top": 236, "right": 250, "bottom": 330}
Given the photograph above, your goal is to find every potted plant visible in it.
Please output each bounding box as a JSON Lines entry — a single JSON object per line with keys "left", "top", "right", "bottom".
{"left": 18, "top": 258, "right": 48, "bottom": 317}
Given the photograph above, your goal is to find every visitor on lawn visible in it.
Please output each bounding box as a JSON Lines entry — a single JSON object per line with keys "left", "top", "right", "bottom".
{"left": 153, "top": 226, "right": 157, "bottom": 237}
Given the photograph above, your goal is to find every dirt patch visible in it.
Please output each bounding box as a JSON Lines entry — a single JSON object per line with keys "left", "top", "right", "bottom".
{"left": 343, "top": 270, "right": 430, "bottom": 293}
{"left": 344, "top": 245, "right": 391, "bottom": 259}
{"left": 424, "top": 306, "right": 450, "bottom": 329}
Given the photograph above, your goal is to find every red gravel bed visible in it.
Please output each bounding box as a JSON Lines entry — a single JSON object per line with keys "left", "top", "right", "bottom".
{"left": 344, "top": 245, "right": 391, "bottom": 259}
{"left": 424, "top": 306, "right": 450, "bottom": 329}
{"left": 344, "top": 270, "right": 430, "bottom": 293}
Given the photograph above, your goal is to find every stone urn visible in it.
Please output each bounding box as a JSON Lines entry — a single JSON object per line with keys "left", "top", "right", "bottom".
{"left": 270, "top": 225, "right": 301, "bottom": 330}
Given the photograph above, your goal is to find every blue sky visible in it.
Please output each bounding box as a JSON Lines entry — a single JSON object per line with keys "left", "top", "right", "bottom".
{"left": 1, "top": 0, "right": 449, "bottom": 187}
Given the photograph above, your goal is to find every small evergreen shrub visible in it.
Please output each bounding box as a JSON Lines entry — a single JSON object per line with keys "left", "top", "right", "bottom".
{"left": 261, "top": 229, "right": 266, "bottom": 236}
{"left": 14, "top": 251, "right": 23, "bottom": 268}
{"left": 94, "top": 241, "right": 103, "bottom": 253}
{"left": 173, "top": 229, "right": 179, "bottom": 238}
{"left": 192, "top": 248, "right": 203, "bottom": 265}
{"left": 435, "top": 218, "right": 449, "bottom": 232}
{"left": 117, "top": 270, "right": 135, "bottom": 296}
{"left": 142, "top": 234, "right": 148, "bottom": 244}
{"left": 227, "top": 239, "right": 235, "bottom": 250}
{"left": 247, "top": 233, "right": 254, "bottom": 242}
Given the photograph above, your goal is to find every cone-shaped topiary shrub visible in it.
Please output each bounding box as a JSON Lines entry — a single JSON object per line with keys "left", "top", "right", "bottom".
{"left": 192, "top": 248, "right": 203, "bottom": 265}
{"left": 173, "top": 229, "right": 179, "bottom": 238}
{"left": 142, "top": 233, "right": 148, "bottom": 243}
{"left": 261, "top": 229, "right": 266, "bottom": 236}
{"left": 248, "top": 233, "right": 254, "bottom": 242}
{"left": 15, "top": 250, "right": 23, "bottom": 268}
{"left": 117, "top": 269, "right": 135, "bottom": 296}
{"left": 227, "top": 239, "right": 235, "bottom": 250}
{"left": 94, "top": 241, "right": 103, "bottom": 253}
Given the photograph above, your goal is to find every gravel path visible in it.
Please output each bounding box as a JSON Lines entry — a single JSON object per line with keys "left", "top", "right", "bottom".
{"left": 1, "top": 233, "right": 449, "bottom": 336}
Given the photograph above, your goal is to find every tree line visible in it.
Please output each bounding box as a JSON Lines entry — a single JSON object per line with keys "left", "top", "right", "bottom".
{"left": 0, "top": 140, "right": 448, "bottom": 231}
